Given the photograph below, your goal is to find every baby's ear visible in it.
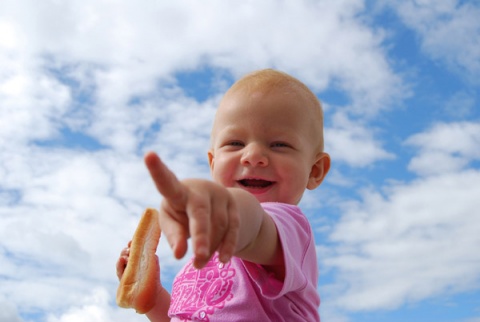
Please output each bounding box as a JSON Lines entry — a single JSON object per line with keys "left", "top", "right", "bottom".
{"left": 307, "top": 152, "right": 330, "bottom": 190}
{"left": 208, "top": 150, "right": 215, "bottom": 172}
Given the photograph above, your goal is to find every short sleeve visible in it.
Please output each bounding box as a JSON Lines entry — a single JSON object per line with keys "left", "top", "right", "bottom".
{"left": 242, "top": 202, "right": 318, "bottom": 299}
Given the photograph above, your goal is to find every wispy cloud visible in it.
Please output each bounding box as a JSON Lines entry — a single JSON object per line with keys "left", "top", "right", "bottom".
{"left": 406, "top": 121, "right": 480, "bottom": 176}
{"left": 389, "top": 0, "right": 480, "bottom": 82}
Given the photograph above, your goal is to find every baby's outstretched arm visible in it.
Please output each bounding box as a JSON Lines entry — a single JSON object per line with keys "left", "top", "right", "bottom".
{"left": 145, "top": 151, "right": 240, "bottom": 268}
{"left": 144, "top": 152, "right": 284, "bottom": 277}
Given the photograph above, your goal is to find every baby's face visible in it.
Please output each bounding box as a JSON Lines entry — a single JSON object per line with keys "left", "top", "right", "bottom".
{"left": 209, "top": 87, "right": 324, "bottom": 205}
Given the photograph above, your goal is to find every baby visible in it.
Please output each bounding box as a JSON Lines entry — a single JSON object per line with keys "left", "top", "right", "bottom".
{"left": 117, "top": 69, "right": 330, "bottom": 321}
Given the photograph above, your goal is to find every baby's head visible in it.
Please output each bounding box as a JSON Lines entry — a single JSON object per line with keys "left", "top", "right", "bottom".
{"left": 209, "top": 69, "right": 330, "bottom": 204}
{"left": 219, "top": 69, "right": 326, "bottom": 152}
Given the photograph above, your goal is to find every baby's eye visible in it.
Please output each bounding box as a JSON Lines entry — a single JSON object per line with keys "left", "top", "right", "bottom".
{"left": 228, "top": 141, "right": 244, "bottom": 147}
{"left": 271, "top": 142, "right": 290, "bottom": 148}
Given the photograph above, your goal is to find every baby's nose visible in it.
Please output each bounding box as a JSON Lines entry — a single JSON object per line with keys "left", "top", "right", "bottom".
{"left": 240, "top": 144, "right": 268, "bottom": 167}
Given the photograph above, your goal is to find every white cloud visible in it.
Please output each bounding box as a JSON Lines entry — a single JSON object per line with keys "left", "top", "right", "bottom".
{"left": 0, "top": 300, "right": 23, "bottom": 322}
{"left": 324, "top": 169, "right": 357, "bottom": 188}
{"left": 1, "top": 0, "right": 405, "bottom": 171}
{"left": 443, "top": 91, "right": 476, "bottom": 118}
{"left": 389, "top": 0, "right": 480, "bottom": 81}
{"left": 46, "top": 288, "right": 146, "bottom": 322}
{"left": 463, "top": 318, "right": 480, "bottom": 322}
{"left": 406, "top": 121, "right": 480, "bottom": 176}
{"left": 0, "top": 146, "right": 185, "bottom": 317}
{"left": 325, "top": 111, "right": 395, "bottom": 167}
{"left": 323, "top": 122, "right": 480, "bottom": 312}
{"left": 1, "top": 0, "right": 404, "bottom": 119}
{"left": 0, "top": 62, "right": 71, "bottom": 146}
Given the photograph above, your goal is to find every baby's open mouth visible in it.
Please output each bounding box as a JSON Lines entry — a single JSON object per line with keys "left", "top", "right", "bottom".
{"left": 238, "top": 179, "right": 274, "bottom": 188}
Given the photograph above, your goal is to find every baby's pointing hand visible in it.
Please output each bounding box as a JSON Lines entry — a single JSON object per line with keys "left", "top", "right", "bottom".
{"left": 144, "top": 151, "right": 240, "bottom": 269}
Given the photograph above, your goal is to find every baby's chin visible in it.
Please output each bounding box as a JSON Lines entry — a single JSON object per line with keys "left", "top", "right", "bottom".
{"left": 254, "top": 193, "right": 302, "bottom": 205}
{"left": 249, "top": 192, "right": 293, "bottom": 205}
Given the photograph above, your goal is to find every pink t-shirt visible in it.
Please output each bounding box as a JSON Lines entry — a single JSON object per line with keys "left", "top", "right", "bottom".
{"left": 168, "top": 202, "right": 320, "bottom": 321}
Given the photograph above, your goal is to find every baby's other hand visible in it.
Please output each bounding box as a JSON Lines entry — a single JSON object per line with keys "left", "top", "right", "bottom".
{"left": 116, "top": 241, "right": 132, "bottom": 280}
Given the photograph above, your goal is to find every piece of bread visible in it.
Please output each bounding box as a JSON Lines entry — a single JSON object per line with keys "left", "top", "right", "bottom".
{"left": 116, "top": 208, "right": 161, "bottom": 314}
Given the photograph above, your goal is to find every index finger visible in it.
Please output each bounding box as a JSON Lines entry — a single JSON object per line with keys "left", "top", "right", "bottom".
{"left": 144, "top": 151, "right": 186, "bottom": 204}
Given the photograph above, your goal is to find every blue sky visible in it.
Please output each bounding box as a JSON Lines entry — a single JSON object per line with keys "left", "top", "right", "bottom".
{"left": 1, "top": 1, "right": 479, "bottom": 321}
